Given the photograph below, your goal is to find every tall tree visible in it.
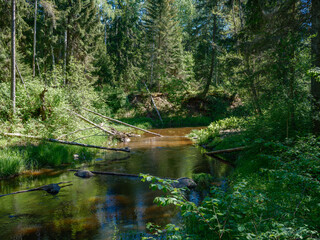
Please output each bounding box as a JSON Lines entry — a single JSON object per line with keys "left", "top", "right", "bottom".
{"left": 32, "top": 0, "right": 37, "bottom": 78}
{"left": 11, "top": 0, "right": 16, "bottom": 115}
{"left": 192, "top": 0, "right": 222, "bottom": 95}
{"left": 144, "top": 0, "right": 183, "bottom": 91}
{"left": 311, "top": 0, "right": 320, "bottom": 134}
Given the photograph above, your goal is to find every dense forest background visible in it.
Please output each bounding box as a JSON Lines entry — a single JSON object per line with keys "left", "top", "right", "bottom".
{"left": 1, "top": 0, "right": 320, "bottom": 239}
{"left": 1, "top": 0, "right": 319, "bottom": 140}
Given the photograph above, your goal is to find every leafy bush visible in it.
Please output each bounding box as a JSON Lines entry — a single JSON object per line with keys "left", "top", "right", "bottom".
{"left": 141, "top": 136, "right": 320, "bottom": 239}
{"left": 189, "top": 116, "right": 247, "bottom": 148}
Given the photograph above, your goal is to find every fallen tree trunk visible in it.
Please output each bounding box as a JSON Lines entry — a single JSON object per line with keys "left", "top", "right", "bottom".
{"left": 83, "top": 107, "right": 163, "bottom": 137}
{"left": 205, "top": 146, "right": 246, "bottom": 156}
{"left": 68, "top": 169, "right": 140, "bottom": 178}
{"left": 69, "top": 170, "right": 197, "bottom": 189}
{"left": 66, "top": 109, "right": 115, "bottom": 136}
{"left": 0, "top": 181, "right": 72, "bottom": 198}
{"left": 2, "top": 133, "right": 130, "bottom": 152}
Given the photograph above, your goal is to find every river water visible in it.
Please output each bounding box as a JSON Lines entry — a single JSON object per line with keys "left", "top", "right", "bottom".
{"left": 0, "top": 127, "right": 231, "bottom": 239}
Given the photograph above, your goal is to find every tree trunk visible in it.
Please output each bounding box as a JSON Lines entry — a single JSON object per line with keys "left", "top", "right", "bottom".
{"left": 11, "top": 0, "right": 16, "bottom": 115}
{"left": 63, "top": 29, "right": 67, "bottom": 85}
{"left": 32, "top": 0, "right": 37, "bottom": 78}
{"left": 311, "top": 0, "right": 320, "bottom": 134}
{"left": 203, "top": 14, "right": 217, "bottom": 96}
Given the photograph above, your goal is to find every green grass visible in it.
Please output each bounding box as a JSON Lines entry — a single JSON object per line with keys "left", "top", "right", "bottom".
{"left": 0, "top": 149, "right": 22, "bottom": 178}
{"left": 0, "top": 142, "right": 97, "bottom": 178}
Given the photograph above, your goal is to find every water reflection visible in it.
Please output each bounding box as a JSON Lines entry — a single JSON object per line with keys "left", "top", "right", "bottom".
{"left": 0, "top": 127, "right": 232, "bottom": 239}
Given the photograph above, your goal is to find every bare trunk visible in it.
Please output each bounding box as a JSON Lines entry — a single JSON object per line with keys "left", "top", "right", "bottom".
{"left": 203, "top": 14, "right": 217, "bottom": 96}
{"left": 33, "top": 0, "right": 37, "bottom": 78}
{"left": 63, "top": 30, "right": 67, "bottom": 85}
{"left": 2, "top": 133, "right": 130, "bottom": 152}
{"left": 83, "top": 107, "right": 163, "bottom": 137}
{"left": 11, "top": 0, "right": 16, "bottom": 115}
{"left": 311, "top": 0, "right": 320, "bottom": 134}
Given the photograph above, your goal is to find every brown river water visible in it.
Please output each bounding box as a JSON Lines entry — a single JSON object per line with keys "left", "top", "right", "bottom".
{"left": 0, "top": 127, "right": 232, "bottom": 239}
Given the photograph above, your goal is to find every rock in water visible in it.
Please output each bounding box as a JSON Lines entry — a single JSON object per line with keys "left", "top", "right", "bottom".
{"left": 42, "top": 184, "right": 61, "bottom": 195}
{"left": 74, "top": 170, "right": 94, "bottom": 178}
{"left": 173, "top": 177, "right": 197, "bottom": 189}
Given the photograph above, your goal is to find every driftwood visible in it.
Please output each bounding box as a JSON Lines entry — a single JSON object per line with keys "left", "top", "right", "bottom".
{"left": 205, "top": 146, "right": 246, "bottom": 156}
{"left": 69, "top": 170, "right": 197, "bottom": 189}
{"left": 66, "top": 109, "right": 116, "bottom": 136}
{"left": 83, "top": 107, "right": 163, "bottom": 137}
{"left": 2, "top": 133, "right": 130, "bottom": 152}
{"left": 66, "top": 109, "right": 130, "bottom": 142}
{"left": 68, "top": 169, "right": 140, "bottom": 178}
{"left": 0, "top": 181, "right": 72, "bottom": 198}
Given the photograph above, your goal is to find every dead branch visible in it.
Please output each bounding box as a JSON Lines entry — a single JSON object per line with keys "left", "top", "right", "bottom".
{"left": 68, "top": 169, "right": 140, "bottom": 178}
{"left": 83, "top": 107, "right": 163, "bottom": 137}
{"left": 205, "top": 146, "right": 246, "bottom": 156}
{"left": 2, "top": 133, "right": 130, "bottom": 152}
{"left": 65, "top": 109, "right": 115, "bottom": 136}
{"left": 0, "top": 181, "right": 72, "bottom": 198}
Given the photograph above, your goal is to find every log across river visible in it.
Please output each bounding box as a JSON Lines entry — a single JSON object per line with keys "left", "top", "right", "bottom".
{"left": 0, "top": 127, "right": 233, "bottom": 239}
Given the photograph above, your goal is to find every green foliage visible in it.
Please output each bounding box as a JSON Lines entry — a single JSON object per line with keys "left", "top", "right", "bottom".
{"left": 141, "top": 136, "right": 320, "bottom": 240}
{"left": 189, "top": 117, "right": 246, "bottom": 147}
{"left": 0, "top": 142, "right": 96, "bottom": 177}
{"left": 0, "top": 149, "right": 22, "bottom": 178}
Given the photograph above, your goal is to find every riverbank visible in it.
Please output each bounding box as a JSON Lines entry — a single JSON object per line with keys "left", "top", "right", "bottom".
{"left": 148, "top": 117, "right": 320, "bottom": 239}
{"left": 0, "top": 127, "right": 223, "bottom": 239}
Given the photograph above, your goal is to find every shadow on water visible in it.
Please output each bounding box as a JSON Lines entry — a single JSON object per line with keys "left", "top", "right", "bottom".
{"left": 0, "top": 127, "right": 232, "bottom": 239}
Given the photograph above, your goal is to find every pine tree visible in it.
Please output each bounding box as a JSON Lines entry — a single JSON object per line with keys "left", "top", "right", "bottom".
{"left": 144, "top": 0, "right": 183, "bottom": 91}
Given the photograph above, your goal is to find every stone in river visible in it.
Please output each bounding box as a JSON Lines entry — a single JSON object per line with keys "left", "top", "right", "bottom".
{"left": 172, "top": 177, "right": 197, "bottom": 189}
{"left": 74, "top": 170, "right": 94, "bottom": 178}
{"left": 42, "top": 184, "right": 61, "bottom": 195}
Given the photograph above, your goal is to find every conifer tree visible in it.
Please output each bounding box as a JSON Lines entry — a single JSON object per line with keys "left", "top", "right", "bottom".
{"left": 144, "top": 0, "right": 183, "bottom": 91}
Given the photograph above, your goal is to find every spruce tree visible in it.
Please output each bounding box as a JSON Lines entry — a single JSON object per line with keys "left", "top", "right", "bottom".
{"left": 144, "top": 0, "right": 183, "bottom": 91}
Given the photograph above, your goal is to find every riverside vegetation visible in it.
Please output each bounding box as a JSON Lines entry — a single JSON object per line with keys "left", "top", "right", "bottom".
{"left": 1, "top": 0, "right": 320, "bottom": 239}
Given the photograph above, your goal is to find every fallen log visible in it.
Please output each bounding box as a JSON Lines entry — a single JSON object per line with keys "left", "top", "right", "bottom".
{"left": 0, "top": 181, "right": 72, "bottom": 197}
{"left": 65, "top": 109, "right": 116, "bottom": 136}
{"left": 83, "top": 107, "right": 163, "bottom": 137}
{"left": 68, "top": 169, "right": 140, "bottom": 178}
{"left": 69, "top": 170, "right": 197, "bottom": 189}
{"left": 2, "top": 133, "right": 130, "bottom": 152}
{"left": 205, "top": 146, "right": 246, "bottom": 156}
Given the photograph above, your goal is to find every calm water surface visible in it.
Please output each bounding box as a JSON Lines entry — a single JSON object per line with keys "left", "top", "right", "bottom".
{"left": 0, "top": 127, "right": 231, "bottom": 239}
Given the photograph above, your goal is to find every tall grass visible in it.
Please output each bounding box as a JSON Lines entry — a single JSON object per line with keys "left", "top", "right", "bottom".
{"left": 0, "top": 149, "right": 22, "bottom": 178}
{"left": 0, "top": 142, "right": 97, "bottom": 178}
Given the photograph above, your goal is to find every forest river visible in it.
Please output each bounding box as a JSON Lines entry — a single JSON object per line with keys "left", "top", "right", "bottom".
{"left": 0, "top": 127, "right": 232, "bottom": 239}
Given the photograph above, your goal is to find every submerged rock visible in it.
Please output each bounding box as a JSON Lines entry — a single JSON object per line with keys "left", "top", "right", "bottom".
{"left": 173, "top": 177, "right": 197, "bottom": 189}
{"left": 42, "top": 184, "right": 61, "bottom": 195}
{"left": 74, "top": 170, "right": 94, "bottom": 178}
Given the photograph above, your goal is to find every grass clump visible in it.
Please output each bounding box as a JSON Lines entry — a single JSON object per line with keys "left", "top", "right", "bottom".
{"left": 0, "top": 149, "right": 22, "bottom": 178}
{"left": 0, "top": 142, "right": 97, "bottom": 178}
